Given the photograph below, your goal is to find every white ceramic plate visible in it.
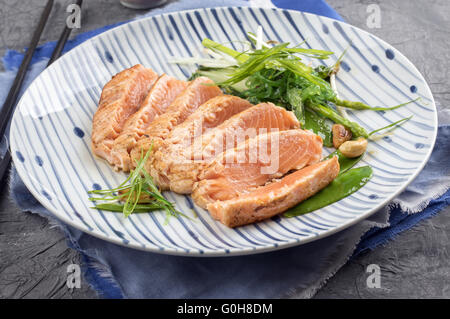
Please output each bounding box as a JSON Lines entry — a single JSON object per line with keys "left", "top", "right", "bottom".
{"left": 10, "top": 7, "right": 437, "bottom": 256}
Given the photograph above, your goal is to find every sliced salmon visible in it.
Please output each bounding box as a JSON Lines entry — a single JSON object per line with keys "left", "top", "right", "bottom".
{"left": 150, "top": 95, "right": 253, "bottom": 191}
{"left": 198, "top": 103, "right": 300, "bottom": 162}
{"left": 192, "top": 129, "right": 323, "bottom": 209}
{"left": 207, "top": 156, "right": 339, "bottom": 227}
{"left": 129, "top": 76, "right": 222, "bottom": 167}
{"left": 109, "top": 74, "right": 187, "bottom": 171}
{"left": 160, "top": 103, "right": 300, "bottom": 194}
{"left": 91, "top": 65, "right": 158, "bottom": 161}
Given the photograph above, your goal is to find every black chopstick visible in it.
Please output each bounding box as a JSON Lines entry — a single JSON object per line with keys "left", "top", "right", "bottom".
{"left": 0, "top": 0, "right": 54, "bottom": 140}
{"left": 0, "top": 0, "right": 82, "bottom": 182}
{"left": 0, "top": 0, "right": 54, "bottom": 183}
{"left": 0, "top": 152, "right": 11, "bottom": 182}
{"left": 48, "top": 0, "right": 83, "bottom": 66}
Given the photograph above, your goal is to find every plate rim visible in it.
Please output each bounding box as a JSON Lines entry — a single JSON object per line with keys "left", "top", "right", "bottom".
{"left": 9, "top": 6, "right": 438, "bottom": 257}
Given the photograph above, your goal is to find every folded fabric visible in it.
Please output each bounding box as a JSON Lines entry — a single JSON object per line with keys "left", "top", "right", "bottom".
{"left": 2, "top": 0, "right": 449, "bottom": 298}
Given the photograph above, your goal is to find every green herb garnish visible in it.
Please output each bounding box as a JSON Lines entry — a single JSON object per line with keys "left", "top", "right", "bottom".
{"left": 173, "top": 29, "right": 415, "bottom": 141}
{"left": 88, "top": 147, "right": 186, "bottom": 220}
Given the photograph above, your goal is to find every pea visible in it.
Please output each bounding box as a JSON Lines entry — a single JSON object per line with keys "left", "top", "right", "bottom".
{"left": 92, "top": 203, "right": 161, "bottom": 213}
{"left": 284, "top": 166, "right": 373, "bottom": 218}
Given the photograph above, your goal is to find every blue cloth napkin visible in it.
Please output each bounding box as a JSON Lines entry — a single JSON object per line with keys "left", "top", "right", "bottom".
{"left": 2, "top": 0, "right": 450, "bottom": 298}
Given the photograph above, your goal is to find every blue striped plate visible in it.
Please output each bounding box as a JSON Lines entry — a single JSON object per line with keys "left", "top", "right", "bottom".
{"left": 10, "top": 7, "right": 437, "bottom": 256}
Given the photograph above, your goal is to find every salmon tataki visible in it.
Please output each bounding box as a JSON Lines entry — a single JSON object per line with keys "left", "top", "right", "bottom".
{"left": 150, "top": 95, "right": 253, "bottom": 191}
{"left": 207, "top": 157, "right": 340, "bottom": 227}
{"left": 86, "top": 29, "right": 380, "bottom": 231}
{"left": 91, "top": 65, "right": 158, "bottom": 162}
{"left": 109, "top": 74, "right": 187, "bottom": 171}
{"left": 160, "top": 103, "right": 301, "bottom": 194}
{"left": 192, "top": 129, "right": 323, "bottom": 209}
{"left": 129, "top": 76, "right": 222, "bottom": 166}
{"left": 198, "top": 103, "right": 300, "bottom": 163}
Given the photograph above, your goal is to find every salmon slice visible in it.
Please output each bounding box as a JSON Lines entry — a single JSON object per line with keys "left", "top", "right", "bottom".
{"left": 129, "top": 76, "right": 222, "bottom": 167}
{"left": 198, "top": 103, "right": 300, "bottom": 163}
{"left": 160, "top": 103, "right": 300, "bottom": 194}
{"left": 150, "top": 95, "right": 253, "bottom": 191}
{"left": 91, "top": 64, "right": 158, "bottom": 161}
{"left": 109, "top": 74, "right": 187, "bottom": 171}
{"left": 192, "top": 129, "right": 323, "bottom": 209}
{"left": 207, "top": 157, "right": 339, "bottom": 227}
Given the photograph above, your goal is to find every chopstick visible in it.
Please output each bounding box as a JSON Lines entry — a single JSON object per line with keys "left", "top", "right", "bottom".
{"left": 0, "top": 0, "right": 54, "bottom": 183}
{"left": 48, "top": 0, "right": 83, "bottom": 66}
{"left": 0, "top": 0, "right": 54, "bottom": 140}
{"left": 0, "top": 0, "right": 83, "bottom": 182}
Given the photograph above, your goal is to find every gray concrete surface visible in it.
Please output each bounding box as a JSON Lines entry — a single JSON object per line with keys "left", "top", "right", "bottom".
{"left": 0, "top": 0, "right": 449, "bottom": 299}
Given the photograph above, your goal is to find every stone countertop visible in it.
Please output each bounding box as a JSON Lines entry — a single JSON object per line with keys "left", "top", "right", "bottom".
{"left": 0, "top": 0, "right": 449, "bottom": 298}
